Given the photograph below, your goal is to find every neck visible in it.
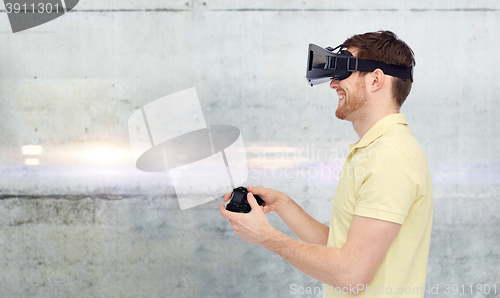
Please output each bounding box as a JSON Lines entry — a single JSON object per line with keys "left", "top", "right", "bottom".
{"left": 351, "top": 107, "right": 400, "bottom": 139}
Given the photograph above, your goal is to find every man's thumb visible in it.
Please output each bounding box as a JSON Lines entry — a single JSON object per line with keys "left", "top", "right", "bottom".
{"left": 247, "top": 193, "right": 261, "bottom": 212}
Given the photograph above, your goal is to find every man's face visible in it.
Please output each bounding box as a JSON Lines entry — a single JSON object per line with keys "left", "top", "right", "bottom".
{"left": 328, "top": 47, "right": 368, "bottom": 120}
{"left": 330, "top": 70, "right": 367, "bottom": 121}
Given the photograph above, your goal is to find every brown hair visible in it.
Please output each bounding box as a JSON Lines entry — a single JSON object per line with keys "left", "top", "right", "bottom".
{"left": 342, "top": 30, "right": 415, "bottom": 106}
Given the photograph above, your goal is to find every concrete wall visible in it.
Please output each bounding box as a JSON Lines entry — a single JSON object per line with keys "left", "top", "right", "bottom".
{"left": 0, "top": 0, "right": 499, "bottom": 297}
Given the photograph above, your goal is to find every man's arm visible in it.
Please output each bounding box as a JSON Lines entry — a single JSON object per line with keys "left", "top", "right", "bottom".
{"left": 272, "top": 193, "right": 329, "bottom": 246}
{"left": 264, "top": 214, "right": 400, "bottom": 289}
{"left": 220, "top": 195, "right": 401, "bottom": 291}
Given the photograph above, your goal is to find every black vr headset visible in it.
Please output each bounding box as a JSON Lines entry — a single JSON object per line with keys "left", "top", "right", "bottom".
{"left": 306, "top": 44, "right": 413, "bottom": 86}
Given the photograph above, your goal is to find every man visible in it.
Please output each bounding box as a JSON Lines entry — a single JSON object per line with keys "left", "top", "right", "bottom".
{"left": 220, "top": 31, "right": 433, "bottom": 297}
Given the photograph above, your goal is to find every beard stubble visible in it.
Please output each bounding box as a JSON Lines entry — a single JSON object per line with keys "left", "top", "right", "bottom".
{"left": 335, "top": 78, "right": 367, "bottom": 120}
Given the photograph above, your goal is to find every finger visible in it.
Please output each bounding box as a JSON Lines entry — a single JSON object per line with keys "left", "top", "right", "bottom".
{"left": 247, "top": 193, "right": 263, "bottom": 213}
{"left": 221, "top": 204, "right": 243, "bottom": 222}
{"left": 248, "top": 186, "right": 266, "bottom": 196}
{"left": 220, "top": 204, "right": 233, "bottom": 219}
{"left": 223, "top": 190, "right": 233, "bottom": 202}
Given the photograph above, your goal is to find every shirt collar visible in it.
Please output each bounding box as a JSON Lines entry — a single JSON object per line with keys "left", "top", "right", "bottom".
{"left": 349, "top": 113, "right": 408, "bottom": 151}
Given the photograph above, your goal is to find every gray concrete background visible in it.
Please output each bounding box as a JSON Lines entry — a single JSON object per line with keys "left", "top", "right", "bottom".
{"left": 0, "top": 0, "right": 499, "bottom": 297}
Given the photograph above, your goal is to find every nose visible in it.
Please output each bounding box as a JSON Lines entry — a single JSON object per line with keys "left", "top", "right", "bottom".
{"left": 329, "top": 79, "right": 340, "bottom": 90}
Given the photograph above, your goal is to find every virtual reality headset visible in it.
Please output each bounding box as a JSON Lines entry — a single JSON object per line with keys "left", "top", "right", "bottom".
{"left": 306, "top": 44, "right": 413, "bottom": 86}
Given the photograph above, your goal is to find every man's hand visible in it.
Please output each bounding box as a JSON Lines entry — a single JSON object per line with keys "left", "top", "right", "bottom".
{"left": 222, "top": 186, "right": 284, "bottom": 214}
{"left": 220, "top": 192, "right": 278, "bottom": 246}
{"left": 247, "top": 186, "right": 284, "bottom": 214}
{"left": 222, "top": 186, "right": 329, "bottom": 245}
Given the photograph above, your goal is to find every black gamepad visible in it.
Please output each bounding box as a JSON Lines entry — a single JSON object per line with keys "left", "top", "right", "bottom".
{"left": 225, "top": 186, "right": 265, "bottom": 213}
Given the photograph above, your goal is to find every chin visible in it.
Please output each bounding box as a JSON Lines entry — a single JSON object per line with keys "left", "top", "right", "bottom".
{"left": 335, "top": 108, "right": 350, "bottom": 120}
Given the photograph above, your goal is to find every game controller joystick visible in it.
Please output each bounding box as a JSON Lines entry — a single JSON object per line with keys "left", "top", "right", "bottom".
{"left": 225, "top": 186, "right": 265, "bottom": 213}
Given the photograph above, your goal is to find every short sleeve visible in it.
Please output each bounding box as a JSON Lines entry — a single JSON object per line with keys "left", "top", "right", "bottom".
{"left": 354, "top": 146, "right": 418, "bottom": 224}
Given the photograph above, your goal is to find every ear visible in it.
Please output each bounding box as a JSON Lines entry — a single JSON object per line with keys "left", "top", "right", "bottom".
{"left": 370, "top": 68, "right": 385, "bottom": 92}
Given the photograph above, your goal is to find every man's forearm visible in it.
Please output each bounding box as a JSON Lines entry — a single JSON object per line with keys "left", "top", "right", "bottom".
{"left": 276, "top": 195, "right": 329, "bottom": 246}
{"left": 263, "top": 228, "right": 353, "bottom": 289}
